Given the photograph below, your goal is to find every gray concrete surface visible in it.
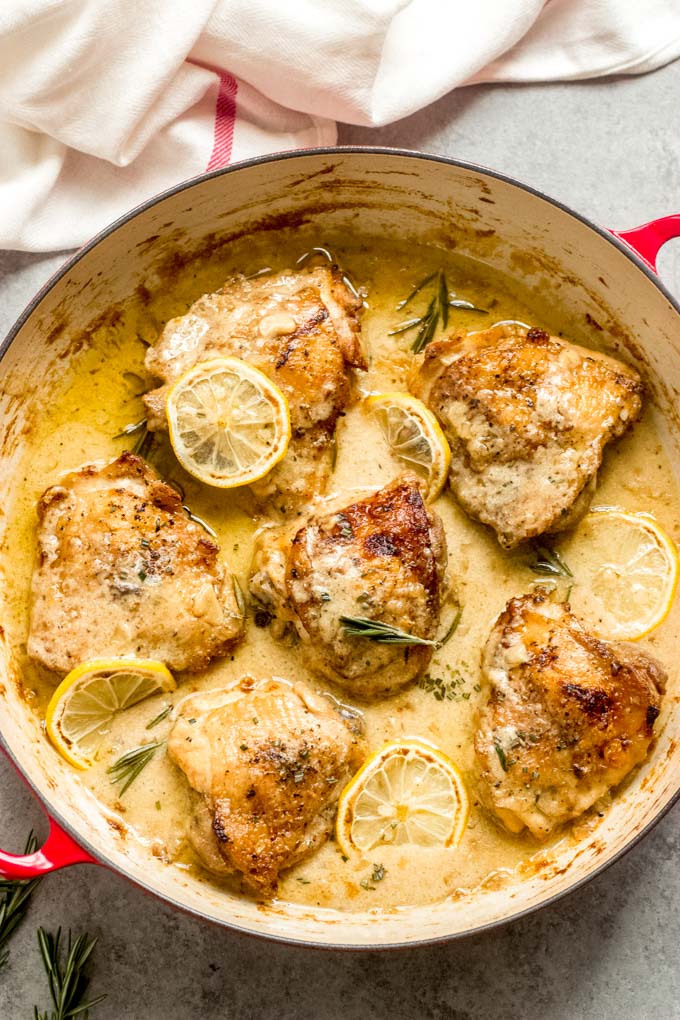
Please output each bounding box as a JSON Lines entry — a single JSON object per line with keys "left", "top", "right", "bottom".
{"left": 1, "top": 58, "right": 680, "bottom": 1020}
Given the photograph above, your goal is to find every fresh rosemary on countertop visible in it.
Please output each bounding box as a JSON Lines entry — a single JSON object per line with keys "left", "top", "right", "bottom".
{"left": 106, "top": 740, "right": 165, "bottom": 795}
{"left": 527, "top": 541, "right": 573, "bottom": 579}
{"left": 34, "top": 927, "right": 105, "bottom": 1020}
{"left": 390, "top": 269, "right": 487, "bottom": 354}
{"left": 340, "top": 616, "right": 436, "bottom": 646}
{"left": 0, "top": 830, "right": 42, "bottom": 968}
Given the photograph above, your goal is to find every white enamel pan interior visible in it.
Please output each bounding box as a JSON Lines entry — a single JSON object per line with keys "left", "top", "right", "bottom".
{"left": 1, "top": 149, "right": 679, "bottom": 948}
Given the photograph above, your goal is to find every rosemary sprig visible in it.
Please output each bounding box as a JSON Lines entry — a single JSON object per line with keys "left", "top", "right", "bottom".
{"left": 393, "top": 269, "right": 449, "bottom": 354}
{"left": 528, "top": 542, "right": 573, "bottom": 579}
{"left": 392, "top": 270, "right": 488, "bottom": 352}
{"left": 0, "top": 831, "right": 41, "bottom": 968}
{"left": 340, "top": 616, "right": 436, "bottom": 646}
{"left": 106, "top": 740, "right": 164, "bottom": 795}
{"left": 34, "top": 927, "right": 105, "bottom": 1020}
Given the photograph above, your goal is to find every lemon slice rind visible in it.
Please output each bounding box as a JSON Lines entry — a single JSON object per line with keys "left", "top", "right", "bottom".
{"left": 166, "top": 356, "right": 291, "bottom": 489}
{"left": 46, "top": 658, "right": 176, "bottom": 770}
{"left": 335, "top": 737, "right": 469, "bottom": 857}
{"left": 365, "top": 392, "right": 451, "bottom": 502}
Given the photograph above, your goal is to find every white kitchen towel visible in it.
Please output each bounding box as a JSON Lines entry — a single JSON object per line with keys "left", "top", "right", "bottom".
{"left": 1, "top": 0, "right": 679, "bottom": 252}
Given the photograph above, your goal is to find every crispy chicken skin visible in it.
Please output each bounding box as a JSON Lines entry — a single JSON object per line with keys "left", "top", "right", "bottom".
{"left": 144, "top": 266, "right": 365, "bottom": 509}
{"left": 250, "top": 474, "right": 448, "bottom": 698}
{"left": 28, "top": 453, "right": 243, "bottom": 674}
{"left": 475, "top": 593, "right": 665, "bottom": 838}
{"left": 168, "top": 678, "right": 364, "bottom": 897}
{"left": 411, "top": 324, "right": 643, "bottom": 548}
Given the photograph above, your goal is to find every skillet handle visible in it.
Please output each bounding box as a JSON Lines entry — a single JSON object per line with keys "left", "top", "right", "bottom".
{"left": 0, "top": 817, "right": 95, "bottom": 879}
{"left": 611, "top": 214, "right": 680, "bottom": 272}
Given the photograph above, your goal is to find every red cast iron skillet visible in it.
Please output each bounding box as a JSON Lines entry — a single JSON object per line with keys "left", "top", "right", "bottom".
{"left": 0, "top": 148, "right": 679, "bottom": 948}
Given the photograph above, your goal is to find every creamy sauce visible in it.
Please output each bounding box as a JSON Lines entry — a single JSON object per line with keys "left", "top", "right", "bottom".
{"left": 3, "top": 231, "right": 680, "bottom": 912}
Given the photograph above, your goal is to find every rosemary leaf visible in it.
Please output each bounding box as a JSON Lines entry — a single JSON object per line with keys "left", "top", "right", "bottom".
{"left": 296, "top": 247, "right": 362, "bottom": 301}
{"left": 528, "top": 542, "right": 573, "bottom": 579}
{"left": 106, "top": 741, "right": 164, "bottom": 796}
{"left": 113, "top": 418, "right": 147, "bottom": 440}
{"left": 449, "top": 298, "right": 488, "bottom": 313}
{"left": 340, "top": 616, "right": 436, "bottom": 646}
{"left": 495, "top": 744, "right": 508, "bottom": 772}
{"left": 395, "top": 271, "right": 437, "bottom": 311}
{"left": 387, "top": 317, "right": 424, "bottom": 337}
{"left": 436, "top": 605, "right": 462, "bottom": 649}
{"left": 133, "top": 425, "right": 154, "bottom": 460}
{"left": 0, "top": 831, "right": 41, "bottom": 969}
{"left": 296, "top": 246, "right": 334, "bottom": 266}
{"left": 145, "top": 706, "right": 172, "bottom": 731}
{"left": 34, "top": 927, "right": 105, "bottom": 1020}
{"left": 182, "top": 506, "right": 217, "bottom": 538}
{"left": 439, "top": 270, "right": 449, "bottom": 331}
{"left": 232, "top": 576, "right": 246, "bottom": 616}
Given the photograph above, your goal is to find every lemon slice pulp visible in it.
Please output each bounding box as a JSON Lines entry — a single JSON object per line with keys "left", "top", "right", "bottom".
{"left": 46, "top": 658, "right": 176, "bottom": 769}
{"left": 335, "top": 738, "right": 469, "bottom": 856}
{"left": 562, "top": 509, "right": 679, "bottom": 640}
{"left": 365, "top": 392, "right": 451, "bottom": 501}
{"left": 166, "top": 356, "right": 291, "bottom": 488}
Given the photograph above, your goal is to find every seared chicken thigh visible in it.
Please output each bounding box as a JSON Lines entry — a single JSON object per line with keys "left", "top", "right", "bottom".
{"left": 250, "top": 474, "right": 448, "bottom": 698}
{"left": 144, "top": 267, "right": 365, "bottom": 508}
{"left": 475, "top": 593, "right": 665, "bottom": 838}
{"left": 28, "top": 453, "right": 243, "bottom": 673}
{"left": 411, "top": 324, "right": 643, "bottom": 548}
{"left": 168, "top": 678, "right": 364, "bottom": 896}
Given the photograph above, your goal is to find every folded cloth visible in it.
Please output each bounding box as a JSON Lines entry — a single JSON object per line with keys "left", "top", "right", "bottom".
{"left": 1, "top": 0, "right": 679, "bottom": 252}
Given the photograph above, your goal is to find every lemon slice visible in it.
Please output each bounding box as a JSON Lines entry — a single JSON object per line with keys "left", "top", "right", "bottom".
{"left": 46, "top": 659, "right": 176, "bottom": 769}
{"left": 336, "top": 738, "right": 469, "bottom": 856}
{"left": 365, "top": 392, "right": 451, "bottom": 501}
{"left": 561, "top": 509, "right": 679, "bottom": 640}
{"left": 166, "top": 357, "right": 291, "bottom": 488}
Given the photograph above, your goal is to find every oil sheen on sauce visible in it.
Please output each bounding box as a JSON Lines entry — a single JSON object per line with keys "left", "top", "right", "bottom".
{"left": 3, "top": 231, "right": 679, "bottom": 913}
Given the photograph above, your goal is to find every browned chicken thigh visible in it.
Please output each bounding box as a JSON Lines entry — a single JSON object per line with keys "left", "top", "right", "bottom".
{"left": 411, "top": 323, "right": 643, "bottom": 548}
{"left": 250, "top": 474, "right": 448, "bottom": 698}
{"left": 144, "top": 266, "right": 365, "bottom": 509}
{"left": 168, "top": 677, "right": 364, "bottom": 897}
{"left": 28, "top": 453, "right": 243, "bottom": 673}
{"left": 475, "top": 593, "right": 665, "bottom": 838}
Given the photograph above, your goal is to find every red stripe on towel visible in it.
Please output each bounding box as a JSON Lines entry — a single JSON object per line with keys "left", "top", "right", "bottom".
{"left": 207, "top": 72, "right": 238, "bottom": 170}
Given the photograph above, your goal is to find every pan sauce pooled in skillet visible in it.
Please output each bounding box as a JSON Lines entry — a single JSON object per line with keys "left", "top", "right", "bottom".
{"left": 250, "top": 473, "right": 448, "bottom": 698}
{"left": 475, "top": 592, "right": 666, "bottom": 839}
{"left": 27, "top": 452, "right": 243, "bottom": 674}
{"left": 143, "top": 266, "right": 366, "bottom": 510}
{"left": 411, "top": 323, "right": 644, "bottom": 548}
{"left": 5, "top": 233, "right": 678, "bottom": 911}
{"left": 167, "top": 677, "right": 364, "bottom": 897}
